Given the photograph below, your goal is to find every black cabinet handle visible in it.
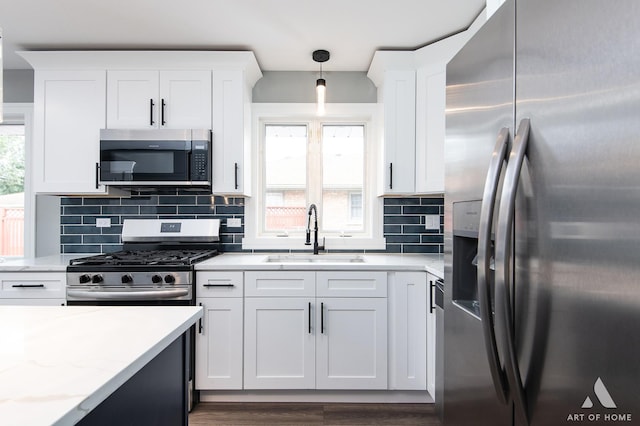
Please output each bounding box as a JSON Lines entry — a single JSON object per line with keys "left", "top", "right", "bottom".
{"left": 321, "top": 302, "right": 324, "bottom": 334}
{"left": 389, "top": 163, "right": 393, "bottom": 189}
{"left": 150, "top": 99, "right": 155, "bottom": 126}
{"left": 95, "top": 162, "right": 100, "bottom": 189}
{"left": 308, "top": 302, "right": 312, "bottom": 334}
{"left": 429, "top": 280, "right": 435, "bottom": 314}
{"left": 161, "top": 98, "right": 166, "bottom": 126}
{"left": 198, "top": 302, "right": 203, "bottom": 334}
{"left": 234, "top": 163, "right": 239, "bottom": 190}
{"left": 203, "top": 284, "right": 235, "bottom": 287}
{"left": 12, "top": 284, "right": 46, "bottom": 288}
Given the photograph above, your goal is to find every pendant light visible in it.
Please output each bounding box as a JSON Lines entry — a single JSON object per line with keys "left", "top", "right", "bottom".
{"left": 313, "top": 50, "right": 330, "bottom": 116}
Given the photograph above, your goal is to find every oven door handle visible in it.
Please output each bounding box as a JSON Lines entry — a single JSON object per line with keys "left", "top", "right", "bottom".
{"left": 67, "top": 288, "right": 190, "bottom": 300}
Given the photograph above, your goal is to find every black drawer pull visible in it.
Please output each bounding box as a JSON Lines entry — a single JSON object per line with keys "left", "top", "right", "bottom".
{"left": 203, "top": 284, "right": 235, "bottom": 287}
{"left": 12, "top": 284, "right": 46, "bottom": 288}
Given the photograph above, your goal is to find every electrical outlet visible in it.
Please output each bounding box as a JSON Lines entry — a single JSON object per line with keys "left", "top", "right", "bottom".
{"left": 227, "top": 218, "right": 242, "bottom": 228}
{"left": 425, "top": 215, "right": 440, "bottom": 231}
{"left": 96, "top": 218, "right": 111, "bottom": 228}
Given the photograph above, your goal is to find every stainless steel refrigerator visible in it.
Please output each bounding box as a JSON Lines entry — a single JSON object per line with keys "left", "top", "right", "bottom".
{"left": 443, "top": 0, "right": 640, "bottom": 425}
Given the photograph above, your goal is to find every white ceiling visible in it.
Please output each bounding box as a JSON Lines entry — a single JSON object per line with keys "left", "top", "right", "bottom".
{"left": 1, "top": 0, "right": 485, "bottom": 72}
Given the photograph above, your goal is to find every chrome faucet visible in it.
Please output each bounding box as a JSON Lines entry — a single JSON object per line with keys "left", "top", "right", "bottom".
{"left": 305, "top": 204, "right": 325, "bottom": 255}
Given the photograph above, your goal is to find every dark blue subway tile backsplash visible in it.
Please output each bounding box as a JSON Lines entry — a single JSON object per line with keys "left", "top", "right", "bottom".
{"left": 59, "top": 190, "right": 245, "bottom": 254}
{"left": 59, "top": 191, "right": 444, "bottom": 255}
{"left": 382, "top": 197, "right": 444, "bottom": 254}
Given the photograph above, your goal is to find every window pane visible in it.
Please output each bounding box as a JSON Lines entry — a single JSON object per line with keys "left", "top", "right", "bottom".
{"left": 264, "top": 125, "right": 307, "bottom": 232}
{"left": 322, "top": 125, "right": 364, "bottom": 232}
{"left": 0, "top": 124, "right": 25, "bottom": 257}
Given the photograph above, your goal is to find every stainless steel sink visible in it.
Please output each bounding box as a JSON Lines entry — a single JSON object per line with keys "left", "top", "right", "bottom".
{"left": 264, "top": 254, "right": 366, "bottom": 263}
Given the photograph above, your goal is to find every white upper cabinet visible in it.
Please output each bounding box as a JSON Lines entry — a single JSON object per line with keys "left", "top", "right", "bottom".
{"left": 31, "top": 69, "right": 111, "bottom": 194}
{"left": 107, "top": 70, "right": 212, "bottom": 129}
{"left": 212, "top": 69, "right": 251, "bottom": 195}
{"left": 367, "top": 14, "right": 486, "bottom": 196}
{"left": 18, "top": 51, "right": 262, "bottom": 195}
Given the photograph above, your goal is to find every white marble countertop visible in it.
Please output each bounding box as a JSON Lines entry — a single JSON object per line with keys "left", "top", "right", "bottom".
{"left": 196, "top": 253, "right": 444, "bottom": 278}
{"left": 0, "top": 255, "right": 85, "bottom": 272}
{"left": 0, "top": 253, "right": 444, "bottom": 278}
{"left": 0, "top": 305, "right": 202, "bottom": 426}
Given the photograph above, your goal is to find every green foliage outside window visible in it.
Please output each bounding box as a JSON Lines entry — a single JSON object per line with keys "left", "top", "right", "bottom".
{"left": 0, "top": 131, "right": 25, "bottom": 195}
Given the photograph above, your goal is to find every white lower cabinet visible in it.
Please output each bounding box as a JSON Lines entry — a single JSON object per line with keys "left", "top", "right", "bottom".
{"left": 0, "top": 272, "right": 66, "bottom": 305}
{"left": 388, "top": 271, "right": 428, "bottom": 390}
{"left": 195, "top": 272, "right": 244, "bottom": 390}
{"left": 316, "top": 297, "right": 387, "bottom": 389}
{"left": 244, "top": 297, "right": 316, "bottom": 389}
{"left": 243, "top": 271, "right": 388, "bottom": 390}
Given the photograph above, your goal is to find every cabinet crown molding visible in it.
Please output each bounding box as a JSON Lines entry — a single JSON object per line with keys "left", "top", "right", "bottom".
{"left": 17, "top": 50, "right": 263, "bottom": 87}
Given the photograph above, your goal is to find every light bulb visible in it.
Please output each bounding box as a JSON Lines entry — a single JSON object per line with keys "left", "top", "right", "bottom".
{"left": 316, "top": 78, "right": 326, "bottom": 116}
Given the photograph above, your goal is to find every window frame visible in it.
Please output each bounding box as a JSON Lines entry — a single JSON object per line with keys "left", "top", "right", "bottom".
{"left": 1, "top": 103, "right": 35, "bottom": 259}
{"left": 244, "top": 103, "right": 385, "bottom": 251}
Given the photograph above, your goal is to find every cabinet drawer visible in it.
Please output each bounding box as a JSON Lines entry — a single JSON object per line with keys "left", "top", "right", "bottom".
{"left": 0, "top": 273, "right": 66, "bottom": 299}
{"left": 317, "top": 271, "right": 387, "bottom": 298}
{"left": 245, "top": 271, "right": 315, "bottom": 297}
{"left": 197, "top": 271, "right": 243, "bottom": 297}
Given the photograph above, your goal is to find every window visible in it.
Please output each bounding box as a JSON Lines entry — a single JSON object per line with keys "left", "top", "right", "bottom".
{"left": 244, "top": 104, "right": 384, "bottom": 251}
{"left": 0, "top": 104, "right": 33, "bottom": 258}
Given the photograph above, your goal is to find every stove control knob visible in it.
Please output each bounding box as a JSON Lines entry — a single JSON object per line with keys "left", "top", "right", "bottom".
{"left": 79, "top": 274, "right": 91, "bottom": 284}
{"left": 164, "top": 275, "right": 176, "bottom": 284}
{"left": 91, "top": 274, "right": 104, "bottom": 284}
{"left": 121, "top": 274, "right": 133, "bottom": 284}
{"left": 152, "top": 275, "right": 163, "bottom": 284}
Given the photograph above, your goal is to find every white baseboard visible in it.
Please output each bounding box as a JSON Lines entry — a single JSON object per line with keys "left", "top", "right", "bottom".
{"left": 199, "top": 390, "right": 434, "bottom": 404}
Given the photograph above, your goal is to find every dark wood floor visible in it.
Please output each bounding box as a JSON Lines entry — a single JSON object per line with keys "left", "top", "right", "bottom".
{"left": 189, "top": 402, "right": 441, "bottom": 425}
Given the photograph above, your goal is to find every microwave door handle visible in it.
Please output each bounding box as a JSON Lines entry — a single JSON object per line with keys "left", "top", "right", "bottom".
{"left": 95, "top": 162, "right": 100, "bottom": 189}
{"left": 495, "top": 118, "right": 531, "bottom": 426}
{"left": 478, "top": 127, "right": 510, "bottom": 405}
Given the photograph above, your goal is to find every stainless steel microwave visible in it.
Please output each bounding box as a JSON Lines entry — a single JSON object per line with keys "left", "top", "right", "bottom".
{"left": 99, "top": 129, "right": 211, "bottom": 187}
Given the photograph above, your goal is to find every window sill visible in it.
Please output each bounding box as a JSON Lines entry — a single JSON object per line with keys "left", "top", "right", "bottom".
{"left": 242, "top": 237, "right": 386, "bottom": 252}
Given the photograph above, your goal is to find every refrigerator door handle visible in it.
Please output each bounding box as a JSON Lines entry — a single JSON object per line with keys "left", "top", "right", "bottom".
{"left": 478, "top": 127, "right": 511, "bottom": 405}
{"left": 496, "top": 118, "right": 531, "bottom": 426}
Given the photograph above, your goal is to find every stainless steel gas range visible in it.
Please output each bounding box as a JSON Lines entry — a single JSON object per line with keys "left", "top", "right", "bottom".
{"left": 66, "top": 219, "right": 220, "bottom": 305}
{"left": 66, "top": 218, "right": 221, "bottom": 410}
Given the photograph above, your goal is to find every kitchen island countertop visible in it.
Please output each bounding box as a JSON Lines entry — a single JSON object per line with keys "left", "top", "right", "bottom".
{"left": 0, "top": 305, "right": 202, "bottom": 425}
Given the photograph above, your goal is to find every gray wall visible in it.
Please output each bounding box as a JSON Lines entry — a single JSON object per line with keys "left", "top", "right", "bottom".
{"left": 4, "top": 69, "right": 34, "bottom": 102}
{"left": 253, "top": 71, "right": 377, "bottom": 103}
{"left": 2, "top": 70, "right": 376, "bottom": 104}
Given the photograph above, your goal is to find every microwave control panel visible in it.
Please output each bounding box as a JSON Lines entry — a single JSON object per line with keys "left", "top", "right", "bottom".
{"left": 191, "top": 141, "right": 210, "bottom": 181}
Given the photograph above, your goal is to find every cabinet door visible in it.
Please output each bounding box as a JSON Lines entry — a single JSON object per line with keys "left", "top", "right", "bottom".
{"left": 195, "top": 297, "right": 243, "bottom": 390}
{"left": 106, "top": 70, "right": 159, "bottom": 129}
{"left": 33, "top": 70, "right": 108, "bottom": 194}
{"left": 212, "top": 69, "right": 249, "bottom": 195}
{"left": 159, "top": 70, "right": 212, "bottom": 129}
{"left": 415, "top": 69, "right": 445, "bottom": 194}
{"left": 316, "top": 298, "right": 387, "bottom": 389}
{"left": 388, "top": 271, "right": 427, "bottom": 390}
{"left": 381, "top": 70, "right": 416, "bottom": 195}
{"left": 426, "top": 273, "right": 438, "bottom": 397}
{"left": 244, "top": 297, "right": 315, "bottom": 389}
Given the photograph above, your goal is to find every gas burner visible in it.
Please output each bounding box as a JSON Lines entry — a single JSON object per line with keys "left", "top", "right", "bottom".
{"left": 69, "top": 249, "right": 219, "bottom": 267}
